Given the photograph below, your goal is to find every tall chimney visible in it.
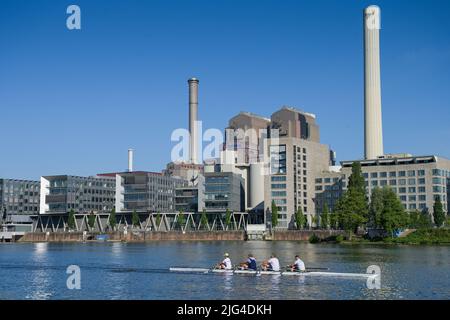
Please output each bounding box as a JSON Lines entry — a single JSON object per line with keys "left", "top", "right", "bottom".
{"left": 364, "top": 5, "right": 384, "bottom": 159}
{"left": 188, "top": 78, "right": 199, "bottom": 164}
{"left": 128, "top": 148, "right": 133, "bottom": 172}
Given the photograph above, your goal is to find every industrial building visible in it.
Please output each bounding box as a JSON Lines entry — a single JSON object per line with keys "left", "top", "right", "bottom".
{"left": 39, "top": 175, "right": 116, "bottom": 214}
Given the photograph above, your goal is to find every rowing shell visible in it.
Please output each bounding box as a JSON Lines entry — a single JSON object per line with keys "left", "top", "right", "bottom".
{"left": 169, "top": 267, "right": 378, "bottom": 279}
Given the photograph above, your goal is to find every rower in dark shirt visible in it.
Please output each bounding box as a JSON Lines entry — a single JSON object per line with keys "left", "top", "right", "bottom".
{"left": 239, "top": 253, "right": 257, "bottom": 270}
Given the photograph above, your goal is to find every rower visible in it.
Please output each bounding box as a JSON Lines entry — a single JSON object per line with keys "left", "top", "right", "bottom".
{"left": 217, "top": 253, "right": 232, "bottom": 270}
{"left": 289, "top": 255, "right": 306, "bottom": 272}
{"left": 261, "top": 254, "right": 280, "bottom": 271}
{"left": 239, "top": 253, "right": 257, "bottom": 270}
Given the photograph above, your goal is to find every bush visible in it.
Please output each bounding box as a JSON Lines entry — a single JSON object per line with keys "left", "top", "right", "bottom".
{"left": 335, "top": 235, "right": 344, "bottom": 243}
{"left": 309, "top": 233, "right": 321, "bottom": 244}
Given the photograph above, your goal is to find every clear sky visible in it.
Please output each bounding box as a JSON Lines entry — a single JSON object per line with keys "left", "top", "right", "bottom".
{"left": 1, "top": 0, "right": 449, "bottom": 180}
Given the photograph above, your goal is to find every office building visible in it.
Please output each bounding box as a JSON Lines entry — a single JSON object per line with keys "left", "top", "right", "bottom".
{"left": 204, "top": 171, "right": 245, "bottom": 213}
{"left": 114, "top": 171, "right": 186, "bottom": 213}
{"left": 0, "top": 178, "right": 40, "bottom": 216}
{"left": 40, "top": 175, "right": 116, "bottom": 214}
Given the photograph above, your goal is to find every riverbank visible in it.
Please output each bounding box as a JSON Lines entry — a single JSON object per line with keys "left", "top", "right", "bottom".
{"left": 308, "top": 229, "right": 450, "bottom": 245}
{"left": 16, "top": 230, "right": 345, "bottom": 243}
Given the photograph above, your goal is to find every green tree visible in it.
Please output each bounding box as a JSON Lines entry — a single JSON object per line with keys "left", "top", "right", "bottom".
{"left": 335, "top": 162, "right": 368, "bottom": 235}
{"left": 321, "top": 203, "right": 330, "bottom": 229}
{"left": 380, "top": 187, "right": 409, "bottom": 237}
{"left": 178, "top": 211, "right": 186, "bottom": 229}
{"left": 271, "top": 200, "right": 279, "bottom": 228}
{"left": 433, "top": 197, "right": 445, "bottom": 227}
{"left": 132, "top": 210, "right": 139, "bottom": 227}
{"left": 108, "top": 208, "right": 117, "bottom": 230}
{"left": 225, "top": 208, "right": 232, "bottom": 229}
{"left": 295, "top": 207, "right": 305, "bottom": 230}
{"left": 67, "top": 209, "right": 76, "bottom": 230}
{"left": 200, "top": 209, "right": 209, "bottom": 229}
{"left": 329, "top": 213, "right": 338, "bottom": 230}
{"left": 311, "top": 214, "right": 318, "bottom": 229}
{"left": 155, "top": 212, "right": 161, "bottom": 228}
{"left": 369, "top": 187, "right": 384, "bottom": 228}
{"left": 88, "top": 211, "right": 96, "bottom": 230}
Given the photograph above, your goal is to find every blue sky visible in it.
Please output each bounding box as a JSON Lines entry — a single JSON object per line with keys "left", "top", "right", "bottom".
{"left": 1, "top": 0, "right": 449, "bottom": 180}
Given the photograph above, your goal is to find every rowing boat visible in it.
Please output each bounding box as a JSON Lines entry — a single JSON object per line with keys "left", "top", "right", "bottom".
{"left": 169, "top": 267, "right": 378, "bottom": 279}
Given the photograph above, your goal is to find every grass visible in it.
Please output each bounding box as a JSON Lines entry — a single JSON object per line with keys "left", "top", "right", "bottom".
{"left": 383, "top": 228, "right": 450, "bottom": 245}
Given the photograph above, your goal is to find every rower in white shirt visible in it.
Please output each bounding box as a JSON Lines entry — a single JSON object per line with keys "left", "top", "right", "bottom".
{"left": 289, "top": 255, "right": 306, "bottom": 272}
{"left": 217, "top": 253, "right": 232, "bottom": 270}
{"left": 261, "top": 254, "right": 280, "bottom": 271}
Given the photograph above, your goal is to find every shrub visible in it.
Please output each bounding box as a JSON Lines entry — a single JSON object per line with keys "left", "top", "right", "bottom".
{"left": 309, "top": 233, "right": 321, "bottom": 244}
{"left": 335, "top": 235, "right": 344, "bottom": 243}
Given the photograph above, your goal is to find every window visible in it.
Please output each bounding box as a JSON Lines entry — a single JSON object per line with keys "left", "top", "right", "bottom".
{"left": 272, "top": 191, "right": 286, "bottom": 197}
{"left": 409, "top": 204, "right": 417, "bottom": 210}
{"left": 408, "top": 187, "right": 416, "bottom": 193}
{"left": 432, "top": 177, "right": 442, "bottom": 185}
{"left": 324, "top": 178, "right": 331, "bottom": 183}
{"left": 400, "top": 196, "right": 407, "bottom": 201}
{"left": 271, "top": 184, "right": 286, "bottom": 189}
{"left": 408, "top": 170, "right": 416, "bottom": 177}
{"left": 408, "top": 178, "right": 416, "bottom": 185}
{"left": 389, "top": 179, "right": 397, "bottom": 186}
{"left": 418, "top": 178, "right": 426, "bottom": 185}
{"left": 380, "top": 180, "right": 388, "bottom": 186}
{"left": 389, "top": 172, "right": 396, "bottom": 177}
{"left": 399, "top": 171, "right": 406, "bottom": 177}
{"left": 418, "top": 187, "right": 426, "bottom": 193}
{"left": 418, "top": 170, "right": 425, "bottom": 176}
{"left": 380, "top": 172, "right": 387, "bottom": 178}
{"left": 315, "top": 186, "right": 322, "bottom": 191}
{"left": 419, "top": 195, "right": 426, "bottom": 201}
{"left": 371, "top": 180, "right": 378, "bottom": 186}
{"left": 363, "top": 173, "right": 369, "bottom": 179}
{"left": 399, "top": 179, "right": 406, "bottom": 185}
{"left": 271, "top": 176, "right": 287, "bottom": 182}
{"left": 315, "top": 178, "right": 323, "bottom": 184}
{"left": 399, "top": 187, "right": 406, "bottom": 193}
{"left": 371, "top": 172, "right": 378, "bottom": 178}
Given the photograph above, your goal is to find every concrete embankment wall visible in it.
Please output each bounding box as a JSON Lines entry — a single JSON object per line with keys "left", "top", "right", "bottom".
{"left": 19, "top": 231, "right": 246, "bottom": 242}
{"left": 271, "top": 230, "right": 345, "bottom": 241}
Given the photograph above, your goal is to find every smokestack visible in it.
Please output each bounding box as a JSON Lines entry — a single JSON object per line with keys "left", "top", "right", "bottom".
{"left": 364, "top": 5, "right": 384, "bottom": 159}
{"left": 128, "top": 149, "right": 133, "bottom": 172}
{"left": 188, "top": 78, "right": 199, "bottom": 164}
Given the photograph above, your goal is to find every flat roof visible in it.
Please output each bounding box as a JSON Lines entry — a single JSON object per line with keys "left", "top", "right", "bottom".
{"left": 340, "top": 155, "right": 438, "bottom": 168}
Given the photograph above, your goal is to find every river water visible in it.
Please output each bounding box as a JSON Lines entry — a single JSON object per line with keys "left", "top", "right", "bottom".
{"left": 0, "top": 241, "right": 448, "bottom": 300}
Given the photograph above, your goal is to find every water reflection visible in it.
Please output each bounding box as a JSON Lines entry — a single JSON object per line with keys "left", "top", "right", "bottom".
{"left": 26, "top": 243, "right": 52, "bottom": 300}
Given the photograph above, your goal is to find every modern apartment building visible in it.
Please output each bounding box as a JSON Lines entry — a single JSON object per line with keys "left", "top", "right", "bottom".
{"left": 39, "top": 175, "right": 116, "bottom": 214}
{"left": 0, "top": 178, "right": 40, "bottom": 215}
{"left": 114, "top": 171, "right": 186, "bottom": 213}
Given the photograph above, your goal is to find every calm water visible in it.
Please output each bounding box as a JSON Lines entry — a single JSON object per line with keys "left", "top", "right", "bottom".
{"left": 0, "top": 241, "right": 449, "bottom": 300}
